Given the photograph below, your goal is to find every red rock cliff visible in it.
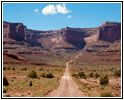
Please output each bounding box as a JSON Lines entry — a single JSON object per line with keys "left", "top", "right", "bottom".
{"left": 3, "top": 21, "right": 25, "bottom": 41}
{"left": 99, "top": 22, "right": 121, "bottom": 42}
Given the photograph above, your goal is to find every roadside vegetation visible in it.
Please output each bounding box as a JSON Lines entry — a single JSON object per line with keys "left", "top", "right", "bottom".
{"left": 70, "top": 63, "right": 121, "bottom": 97}
{"left": 3, "top": 64, "right": 64, "bottom": 97}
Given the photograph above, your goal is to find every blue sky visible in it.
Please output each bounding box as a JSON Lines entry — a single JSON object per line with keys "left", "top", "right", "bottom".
{"left": 3, "top": 3, "right": 121, "bottom": 31}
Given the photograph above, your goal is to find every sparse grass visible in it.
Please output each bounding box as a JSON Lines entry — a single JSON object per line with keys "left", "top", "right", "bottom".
{"left": 12, "top": 68, "right": 15, "bottom": 70}
{"left": 114, "top": 69, "right": 121, "bottom": 77}
{"left": 29, "top": 81, "right": 32, "bottom": 86}
{"left": 28, "top": 70, "right": 37, "bottom": 78}
{"left": 101, "top": 92, "right": 114, "bottom": 97}
{"left": 3, "top": 76, "right": 9, "bottom": 86}
{"left": 72, "top": 73, "right": 78, "bottom": 78}
{"left": 39, "top": 68, "right": 44, "bottom": 71}
{"left": 70, "top": 63, "right": 121, "bottom": 97}
{"left": 3, "top": 64, "right": 64, "bottom": 97}
{"left": 95, "top": 73, "right": 99, "bottom": 78}
{"left": 89, "top": 72, "right": 94, "bottom": 77}
{"left": 77, "top": 72, "right": 86, "bottom": 79}
{"left": 3, "top": 88, "right": 7, "bottom": 93}
{"left": 46, "top": 73, "right": 54, "bottom": 78}
{"left": 7, "top": 67, "right": 10, "bottom": 70}
{"left": 21, "top": 68, "right": 27, "bottom": 70}
{"left": 72, "top": 71, "right": 86, "bottom": 79}
{"left": 3, "top": 67, "right": 6, "bottom": 70}
{"left": 4, "top": 77, "right": 59, "bottom": 97}
{"left": 40, "top": 73, "right": 46, "bottom": 78}
{"left": 40, "top": 73, "right": 54, "bottom": 78}
{"left": 100, "top": 75, "right": 109, "bottom": 85}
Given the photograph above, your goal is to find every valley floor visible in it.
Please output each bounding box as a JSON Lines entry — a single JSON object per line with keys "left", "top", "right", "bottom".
{"left": 3, "top": 50, "right": 121, "bottom": 97}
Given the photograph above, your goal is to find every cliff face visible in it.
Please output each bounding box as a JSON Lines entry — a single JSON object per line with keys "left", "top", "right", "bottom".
{"left": 3, "top": 21, "right": 121, "bottom": 51}
{"left": 25, "top": 32, "right": 41, "bottom": 46}
{"left": 37, "top": 27, "right": 89, "bottom": 50}
{"left": 61, "top": 28, "right": 87, "bottom": 49}
{"left": 99, "top": 22, "right": 121, "bottom": 42}
{"left": 3, "top": 21, "right": 25, "bottom": 41}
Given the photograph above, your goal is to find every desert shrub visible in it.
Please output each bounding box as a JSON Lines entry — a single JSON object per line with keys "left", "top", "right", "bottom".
{"left": 93, "top": 69, "right": 96, "bottom": 72}
{"left": 28, "top": 70, "right": 37, "bottom": 78}
{"left": 12, "top": 68, "right": 15, "bottom": 70}
{"left": 11, "top": 80, "right": 14, "bottom": 82}
{"left": 78, "top": 72, "right": 86, "bottom": 79}
{"left": 3, "top": 67, "right": 6, "bottom": 70}
{"left": 87, "top": 87, "right": 91, "bottom": 90}
{"left": 110, "top": 68, "right": 114, "bottom": 71}
{"left": 39, "top": 68, "right": 44, "bottom": 71}
{"left": 59, "top": 69, "right": 62, "bottom": 72}
{"left": 46, "top": 73, "right": 54, "bottom": 78}
{"left": 101, "top": 92, "right": 114, "bottom": 97}
{"left": 95, "top": 73, "right": 99, "bottom": 78}
{"left": 72, "top": 73, "right": 78, "bottom": 78}
{"left": 89, "top": 72, "right": 94, "bottom": 77}
{"left": 3, "top": 88, "right": 7, "bottom": 93}
{"left": 3, "top": 76, "right": 9, "bottom": 86}
{"left": 40, "top": 73, "right": 46, "bottom": 78}
{"left": 114, "top": 69, "right": 121, "bottom": 77}
{"left": 6, "top": 94, "right": 10, "bottom": 97}
{"left": 7, "top": 67, "right": 10, "bottom": 70}
{"left": 29, "top": 81, "right": 32, "bottom": 86}
{"left": 100, "top": 75, "right": 109, "bottom": 85}
{"left": 21, "top": 68, "right": 27, "bottom": 70}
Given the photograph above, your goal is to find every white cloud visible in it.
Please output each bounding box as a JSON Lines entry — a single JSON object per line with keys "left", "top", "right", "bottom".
{"left": 67, "top": 15, "right": 72, "bottom": 18}
{"left": 42, "top": 4, "right": 71, "bottom": 15}
{"left": 34, "top": 9, "right": 39, "bottom": 13}
{"left": 42, "top": 5, "right": 57, "bottom": 15}
{"left": 56, "top": 4, "right": 71, "bottom": 14}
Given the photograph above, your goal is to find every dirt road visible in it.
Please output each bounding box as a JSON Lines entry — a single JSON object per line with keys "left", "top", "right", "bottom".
{"left": 46, "top": 61, "right": 86, "bottom": 97}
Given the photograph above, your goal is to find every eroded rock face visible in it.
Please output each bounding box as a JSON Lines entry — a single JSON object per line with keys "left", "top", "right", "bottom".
{"left": 3, "top": 21, "right": 121, "bottom": 51}
{"left": 25, "top": 33, "right": 41, "bottom": 46}
{"left": 99, "top": 22, "right": 121, "bottom": 42}
{"left": 3, "top": 21, "right": 25, "bottom": 41}
{"left": 38, "top": 27, "right": 88, "bottom": 50}
{"left": 61, "top": 28, "right": 87, "bottom": 50}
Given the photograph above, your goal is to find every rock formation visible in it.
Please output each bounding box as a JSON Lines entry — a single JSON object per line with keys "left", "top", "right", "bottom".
{"left": 99, "top": 22, "right": 121, "bottom": 42}
{"left": 3, "top": 21, "right": 121, "bottom": 51}
{"left": 3, "top": 21, "right": 25, "bottom": 41}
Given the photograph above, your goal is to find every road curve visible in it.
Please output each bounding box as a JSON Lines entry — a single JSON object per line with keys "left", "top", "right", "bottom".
{"left": 46, "top": 62, "right": 86, "bottom": 97}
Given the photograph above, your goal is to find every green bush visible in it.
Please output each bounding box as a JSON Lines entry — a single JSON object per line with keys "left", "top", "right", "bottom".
{"left": 7, "top": 67, "right": 10, "bottom": 70}
{"left": 39, "top": 68, "right": 44, "bottom": 71}
{"left": 95, "top": 73, "right": 99, "bottom": 78}
{"left": 40, "top": 73, "right": 46, "bottom": 78}
{"left": 28, "top": 70, "right": 37, "bottom": 78}
{"left": 6, "top": 94, "right": 10, "bottom": 97}
{"left": 29, "top": 81, "right": 32, "bottom": 86}
{"left": 59, "top": 69, "right": 62, "bottom": 72}
{"left": 3, "top": 88, "right": 7, "bottom": 93}
{"left": 72, "top": 73, "right": 78, "bottom": 78}
{"left": 21, "top": 68, "right": 27, "bottom": 70}
{"left": 12, "top": 68, "right": 15, "bottom": 70}
{"left": 3, "top": 76, "right": 9, "bottom": 86}
{"left": 3, "top": 67, "right": 6, "bottom": 70}
{"left": 114, "top": 70, "right": 121, "bottom": 77}
{"left": 89, "top": 72, "right": 94, "bottom": 77}
{"left": 46, "top": 73, "right": 54, "bottom": 78}
{"left": 78, "top": 72, "right": 86, "bottom": 79}
{"left": 101, "top": 92, "right": 114, "bottom": 97}
{"left": 100, "top": 75, "right": 109, "bottom": 85}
